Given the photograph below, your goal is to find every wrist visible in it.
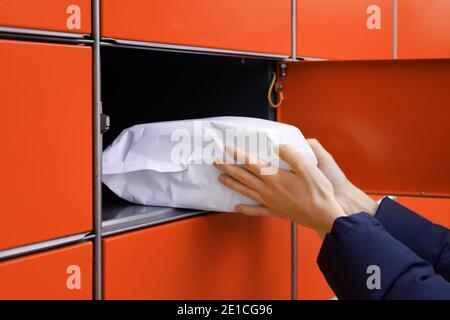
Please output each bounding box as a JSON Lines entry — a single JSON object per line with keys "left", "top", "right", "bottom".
{"left": 335, "top": 183, "right": 378, "bottom": 216}
{"left": 317, "top": 200, "right": 346, "bottom": 235}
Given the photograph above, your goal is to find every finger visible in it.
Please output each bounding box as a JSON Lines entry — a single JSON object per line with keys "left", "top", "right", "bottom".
{"left": 214, "top": 161, "right": 264, "bottom": 192}
{"left": 218, "top": 174, "right": 264, "bottom": 203}
{"left": 306, "top": 138, "right": 333, "bottom": 162}
{"left": 225, "top": 146, "right": 273, "bottom": 179}
{"left": 275, "top": 144, "right": 312, "bottom": 173}
{"left": 234, "top": 204, "right": 273, "bottom": 217}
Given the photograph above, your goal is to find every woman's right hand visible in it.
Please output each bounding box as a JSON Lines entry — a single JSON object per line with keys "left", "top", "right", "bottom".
{"left": 307, "top": 139, "right": 379, "bottom": 216}
{"left": 215, "top": 145, "right": 346, "bottom": 236}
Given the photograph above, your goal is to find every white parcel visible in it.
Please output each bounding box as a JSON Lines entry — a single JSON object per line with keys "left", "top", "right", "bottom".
{"left": 102, "top": 116, "right": 317, "bottom": 212}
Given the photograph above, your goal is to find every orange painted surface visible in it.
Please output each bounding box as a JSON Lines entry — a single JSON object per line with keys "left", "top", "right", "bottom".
{"left": 398, "top": 0, "right": 450, "bottom": 59}
{"left": 279, "top": 60, "right": 450, "bottom": 196}
{"left": 101, "top": 0, "right": 291, "bottom": 55}
{"left": 276, "top": 91, "right": 332, "bottom": 300}
{"left": 371, "top": 195, "right": 385, "bottom": 202}
{"left": 0, "top": 40, "right": 92, "bottom": 250}
{"left": 0, "top": 0, "right": 91, "bottom": 33}
{"left": 0, "top": 242, "right": 92, "bottom": 300}
{"left": 296, "top": 225, "right": 334, "bottom": 299}
{"left": 396, "top": 197, "right": 450, "bottom": 228}
{"left": 103, "top": 213, "right": 291, "bottom": 299}
{"left": 297, "top": 0, "right": 393, "bottom": 60}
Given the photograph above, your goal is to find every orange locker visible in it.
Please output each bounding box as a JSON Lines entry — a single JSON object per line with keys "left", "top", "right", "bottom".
{"left": 296, "top": 225, "right": 334, "bottom": 299}
{"left": 297, "top": 0, "right": 393, "bottom": 60}
{"left": 103, "top": 213, "right": 291, "bottom": 299}
{"left": 0, "top": 0, "right": 91, "bottom": 34}
{"left": 398, "top": 0, "right": 450, "bottom": 59}
{"left": 101, "top": 0, "right": 291, "bottom": 55}
{"left": 396, "top": 197, "right": 450, "bottom": 228}
{"left": 0, "top": 242, "right": 92, "bottom": 299}
{"left": 279, "top": 59, "right": 450, "bottom": 196}
{"left": 0, "top": 40, "right": 92, "bottom": 250}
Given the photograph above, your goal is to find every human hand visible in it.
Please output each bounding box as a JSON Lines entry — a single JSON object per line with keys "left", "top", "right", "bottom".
{"left": 214, "top": 145, "right": 346, "bottom": 236}
{"left": 306, "top": 139, "right": 379, "bottom": 216}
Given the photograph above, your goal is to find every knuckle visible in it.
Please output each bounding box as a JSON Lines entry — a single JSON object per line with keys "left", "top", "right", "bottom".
{"left": 230, "top": 166, "right": 245, "bottom": 180}
{"left": 294, "top": 157, "right": 310, "bottom": 170}
{"left": 234, "top": 168, "right": 246, "bottom": 180}
{"left": 221, "top": 175, "right": 233, "bottom": 186}
{"left": 220, "top": 163, "right": 232, "bottom": 173}
{"left": 242, "top": 186, "right": 254, "bottom": 197}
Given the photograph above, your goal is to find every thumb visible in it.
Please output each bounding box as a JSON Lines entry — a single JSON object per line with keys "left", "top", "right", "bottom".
{"left": 275, "top": 144, "right": 311, "bottom": 172}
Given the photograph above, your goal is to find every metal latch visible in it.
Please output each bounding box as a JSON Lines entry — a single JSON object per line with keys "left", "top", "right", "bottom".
{"left": 101, "top": 113, "right": 110, "bottom": 134}
{"left": 279, "top": 63, "right": 287, "bottom": 79}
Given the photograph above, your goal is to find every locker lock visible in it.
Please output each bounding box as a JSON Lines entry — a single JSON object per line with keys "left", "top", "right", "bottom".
{"left": 101, "top": 114, "right": 110, "bottom": 134}
{"left": 279, "top": 63, "right": 287, "bottom": 79}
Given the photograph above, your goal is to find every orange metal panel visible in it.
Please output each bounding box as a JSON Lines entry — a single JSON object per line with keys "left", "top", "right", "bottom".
{"left": 398, "top": 0, "right": 450, "bottom": 59}
{"left": 296, "top": 225, "right": 334, "bottom": 300}
{"left": 0, "top": 0, "right": 91, "bottom": 34}
{"left": 371, "top": 195, "right": 385, "bottom": 202}
{"left": 103, "top": 213, "right": 291, "bottom": 299}
{"left": 279, "top": 60, "right": 450, "bottom": 196}
{"left": 277, "top": 91, "right": 333, "bottom": 300}
{"left": 0, "top": 40, "right": 92, "bottom": 250}
{"left": 396, "top": 197, "right": 450, "bottom": 228}
{"left": 101, "top": 0, "right": 290, "bottom": 55}
{"left": 297, "top": 0, "right": 393, "bottom": 60}
{"left": 0, "top": 242, "right": 92, "bottom": 300}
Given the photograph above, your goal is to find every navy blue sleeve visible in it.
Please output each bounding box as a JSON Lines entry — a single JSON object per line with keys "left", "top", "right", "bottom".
{"left": 376, "top": 197, "right": 450, "bottom": 281}
{"left": 317, "top": 213, "right": 450, "bottom": 300}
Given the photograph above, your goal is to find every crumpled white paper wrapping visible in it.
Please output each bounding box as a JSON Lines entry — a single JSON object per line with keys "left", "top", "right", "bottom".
{"left": 102, "top": 117, "right": 317, "bottom": 212}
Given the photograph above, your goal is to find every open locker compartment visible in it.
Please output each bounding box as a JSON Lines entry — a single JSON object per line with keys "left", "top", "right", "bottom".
{"left": 279, "top": 59, "right": 450, "bottom": 198}
{"left": 100, "top": 45, "right": 277, "bottom": 233}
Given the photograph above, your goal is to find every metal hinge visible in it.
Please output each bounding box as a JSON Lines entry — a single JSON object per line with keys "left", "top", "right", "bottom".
{"left": 101, "top": 113, "right": 110, "bottom": 134}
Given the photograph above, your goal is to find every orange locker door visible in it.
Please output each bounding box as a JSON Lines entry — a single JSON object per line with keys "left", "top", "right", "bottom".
{"left": 0, "top": 0, "right": 91, "bottom": 34}
{"left": 398, "top": 0, "right": 450, "bottom": 59}
{"left": 396, "top": 197, "right": 450, "bottom": 228}
{"left": 0, "top": 242, "right": 92, "bottom": 299}
{"left": 103, "top": 213, "right": 291, "bottom": 299}
{"left": 296, "top": 225, "right": 333, "bottom": 300}
{"left": 101, "top": 0, "right": 291, "bottom": 56}
{"left": 0, "top": 40, "right": 92, "bottom": 250}
{"left": 279, "top": 59, "right": 450, "bottom": 196}
{"left": 297, "top": 0, "right": 393, "bottom": 60}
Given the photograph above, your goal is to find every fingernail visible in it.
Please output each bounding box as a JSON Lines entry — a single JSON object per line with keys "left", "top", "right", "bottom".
{"left": 234, "top": 205, "right": 241, "bottom": 212}
{"left": 218, "top": 174, "right": 226, "bottom": 182}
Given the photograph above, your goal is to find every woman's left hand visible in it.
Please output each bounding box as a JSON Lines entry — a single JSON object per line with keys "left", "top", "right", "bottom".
{"left": 214, "top": 145, "right": 346, "bottom": 236}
